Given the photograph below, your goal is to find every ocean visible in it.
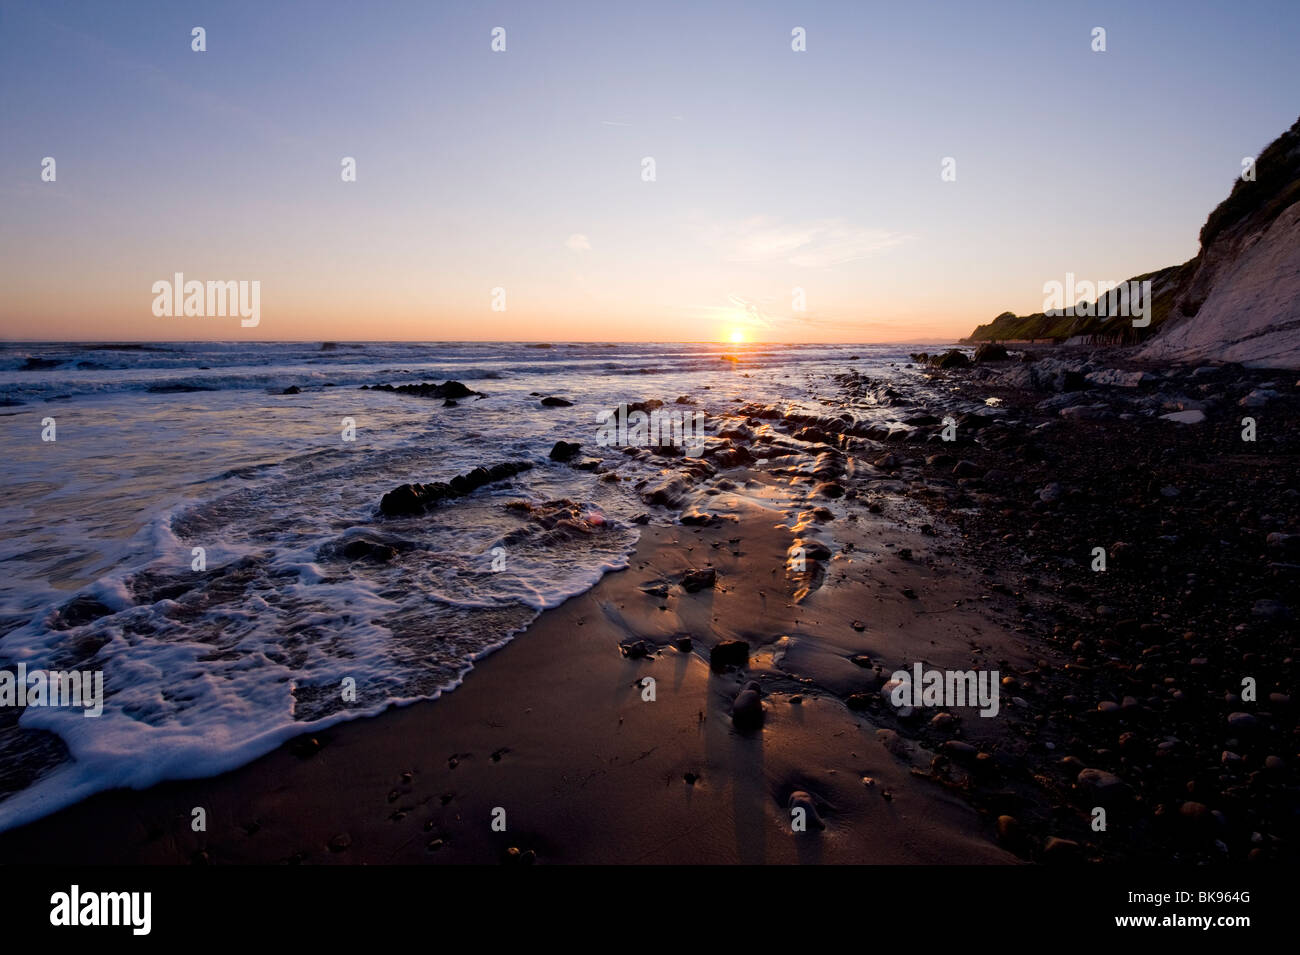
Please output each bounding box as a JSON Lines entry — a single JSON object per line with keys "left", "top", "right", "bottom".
{"left": 0, "top": 340, "right": 925, "bottom": 830}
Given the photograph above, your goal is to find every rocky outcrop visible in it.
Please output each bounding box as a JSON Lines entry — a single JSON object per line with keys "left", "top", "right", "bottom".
{"left": 379, "top": 461, "right": 532, "bottom": 516}
{"left": 361, "top": 380, "right": 481, "bottom": 399}
{"left": 1139, "top": 185, "right": 1300, "bottom": 368}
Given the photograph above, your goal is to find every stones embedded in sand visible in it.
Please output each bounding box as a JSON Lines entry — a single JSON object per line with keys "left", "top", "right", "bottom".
{"left": 1250, "top": 599, "right": 1289, "bottom": 621}
{"left": 942, "top": 740, "right": 979, "bottom": 763}
{"left": 620, "top": 639, "right": 654, "bottom": 660}
{"left": 673, "top": 635, "right": 693, "bottom": 652}
{"left": 876, "top": 728, "right": 909, "bottom": 757}
{"left": 731, "top": 681, "right": 764, "bottom": 731}
{"left": 996, "top": 815, "right": 1022, "bottom": 847}
{"left": 710, "top": 640, "right": 750, "bottom": 672}
{"left": 379, "top": 461, "right": 533, "bottom": 516}
{"left": 503, "top": 847, "right": 537, "bottom": 865}
{"left": 930, "top": 711, "right": 956, "bottom": 731}
{"left": 540, "top": 396, "right": 573, "bottom": 407}
{"left": 1037, "top": 482, "right": 1064, "bottom": 503}
{"left": 1041, "top": 837, "right": 1082, "bottom": 863}
{"left": 1059, "top": 403, "right": 1112, "bottom": 420}
{"left": 1076, "top": 768, "right": 1132, "bottom": 805}
{"left": 328, "top": 833, "right": 351, "bottom": 852}
{"left": 680, "top": 567, "right": 717, "bottom": 592}
{"left": 952, "top": 459, "right": 981, "bottom": 478}
{"left": 787, "top": 791, "right": 826, "bottom": 831}
{"left": 846, "top": 692, "right": 872, "bottom": 711}
{"left": 1226, "top": 711, "right": 1258, "bottom": 731}
{"left": 289, "top": 736, "right": 322, "bottom": 758}
{"left": 549, "top": 440, "right": 581, "bottom": 461}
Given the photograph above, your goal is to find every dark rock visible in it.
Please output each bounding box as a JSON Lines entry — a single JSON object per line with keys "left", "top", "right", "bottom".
{"left": 540, "top": 396, "right": 573, "bottom": 407}
{"left": 620, "top": 640, "right": 653, "bottom": 660}
{"left": 932, "top": 349, "right": 970, "bottom": 369}
{"left": 281, "top": 385, "right": 302, "bottom": 395}
{"left": 710, "top": 640, "right": 750, "bottom": 672}
{"left": 681, "top": 568, "right": 717, "bottom": 592}
{"left": 732, "top": 681, "right": 764, "bottom": 730}
{"left": 1042, "top": 837, "right": 1082, "bottom": 863}
{"left": 340, "top": 538, "right": 398, "bottom": 562}
{"left": 1076, "top": 768, "right": 1132, "bottom": 804}
{"left": 974, "top": 343, "right": 1010, "bottom": 363}
{"left": 788, "top": 790, "right": 826, "bottom": 830}
{"left": 379, "top": 461, "right": 532, "bottom": 516}
{"left": 289, "top": 736, "right": 322, "bottom": 758}
{"left": 365, "top": 380, "right": 480, "bottom": 400}
{"left": 50, "top": 595, "right": 115, "bottom": 630}
{"left": 549, "top": 440, "right": 581, "bottom": 461}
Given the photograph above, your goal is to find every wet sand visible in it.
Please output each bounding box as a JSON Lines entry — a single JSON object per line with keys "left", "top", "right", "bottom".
{"left": 0, "top": 477, "right": 1028, "bottom": 864}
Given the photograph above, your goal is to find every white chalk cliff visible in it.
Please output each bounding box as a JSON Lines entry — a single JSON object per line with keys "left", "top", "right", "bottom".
{"left": 1140, "top": 116, "right": 1300, "bottom": 369}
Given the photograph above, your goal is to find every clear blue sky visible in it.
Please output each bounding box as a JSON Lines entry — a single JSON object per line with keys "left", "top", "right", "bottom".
{"left": 2, "top": 0, "right": 1297, "bottom": 341}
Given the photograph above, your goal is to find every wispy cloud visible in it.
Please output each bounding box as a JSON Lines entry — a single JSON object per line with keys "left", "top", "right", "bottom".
{"left": 565, "top": 233, "right": 591, "bottom": 252}
{"left": 702, "top": 216, "right": 910, "bottom": 268}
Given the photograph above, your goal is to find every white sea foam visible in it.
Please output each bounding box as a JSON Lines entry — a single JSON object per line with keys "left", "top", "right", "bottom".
{"left": 0, "top": 341, "right": 923, "bottom": 830}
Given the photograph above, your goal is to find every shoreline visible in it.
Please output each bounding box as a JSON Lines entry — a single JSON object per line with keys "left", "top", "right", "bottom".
{"left": 0, "top": 492, "right": 1022, "bottom": 864}
{"left": 2, "top": 347, "right": 1295, "bottom": 864}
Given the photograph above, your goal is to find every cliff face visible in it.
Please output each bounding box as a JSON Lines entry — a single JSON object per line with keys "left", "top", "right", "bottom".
{"left": 968, "top": 115, "right": 1300, "bottom": 369}
{"left": 1138, "top": 117, "right": 1300, "bottom": 368}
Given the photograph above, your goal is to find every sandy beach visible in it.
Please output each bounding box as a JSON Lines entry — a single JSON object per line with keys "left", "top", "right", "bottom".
{"left": 0, "top": 439, "right": 1032, "bottom": 864}
{"left": 6, "top": 343, "right": 1293, "bottom": 866}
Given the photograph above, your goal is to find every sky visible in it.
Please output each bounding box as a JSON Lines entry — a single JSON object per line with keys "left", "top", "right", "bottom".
{"left": 1, "top": 0, "right": 1297, "bottom": 344}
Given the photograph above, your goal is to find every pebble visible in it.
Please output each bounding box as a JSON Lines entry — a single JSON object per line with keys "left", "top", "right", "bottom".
{"left": 943, "top": 740, "right": 979, "bottom": 762}
{"left": 328, "top": 833, "right": 351, "bottom": 852}
{"left": 731, "top": 681, "right": 764, "bottom": 731}
{"left": 710, "top": 639, "right": 750, "bottom": 672}
{"left": 1077, "top": 768, "right": 1131, "bottom": 803}
{"left": 1226, "top": 712, "right": 1257, "bottom": 730}
{"left": 1042, "top": 837, "right": 1082, "bottom": 862}
{"left": 788, "top": 791, "right": 826, "bottom": 830}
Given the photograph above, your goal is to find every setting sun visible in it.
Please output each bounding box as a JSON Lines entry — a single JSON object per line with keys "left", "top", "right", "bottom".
{"left": 728, "top": 329, "right": 746, "bottom": 343}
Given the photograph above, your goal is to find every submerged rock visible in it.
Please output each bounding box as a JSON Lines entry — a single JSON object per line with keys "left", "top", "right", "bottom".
{"left": 379, "top": 461, "right": 532, "bottom": 516}
{"left": 363, "top": 380, "right": 481, "bottom": 400}
{"left": 549, "top": 440, "right": 581, "bottom": 461}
